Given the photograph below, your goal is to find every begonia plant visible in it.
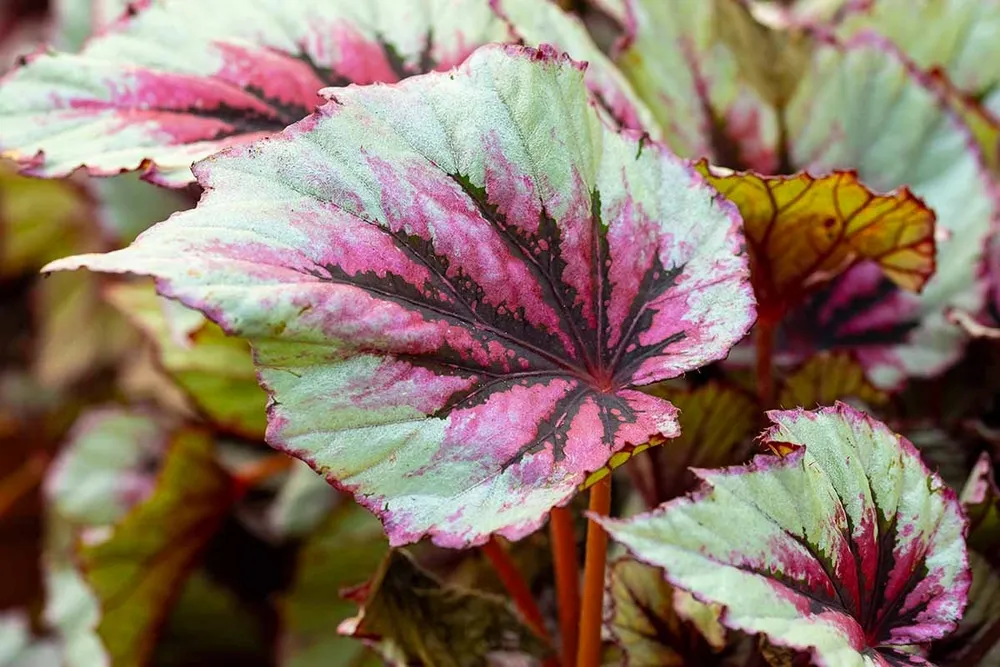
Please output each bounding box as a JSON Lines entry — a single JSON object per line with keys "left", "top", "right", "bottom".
{"left": 0, "top": 1, "right": 997, "bottom": 666}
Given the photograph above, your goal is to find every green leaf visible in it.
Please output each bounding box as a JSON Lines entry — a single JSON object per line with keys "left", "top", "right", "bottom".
{"left": 607, "top": 556, "right": 759, "bottom": 666}
{"left": 278, "top": 500, "right": 387, "bottom": 667}
{"left": 961, "top": 453, "right": 1000, "bottom": 562}
{"left": 628, "top": 382, "right": 757, "bottom": 505}
{"left": 601, "top": 404, "right": 970, "bottom": 666}
{"left": 339, "top": 550, "right": 550, "bottom": 666}
{"left": 778, "top": 352, "right": 888, "bottom": 410}
{"left": 104, "top": 281, "right": 267, "bottom": 439}
{"left": 78, "top": 427, "right": 235, "bottom": 666}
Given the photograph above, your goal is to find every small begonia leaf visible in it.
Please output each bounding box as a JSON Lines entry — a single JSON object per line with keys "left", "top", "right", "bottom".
{"left": 697, "top": 162, "right": 935, "bottom": 321}
{"left": 778, "top": 351, "right": 888, "bottom": 410}
{"left": 338, "top": 550, "right": 549, "bottom": 665}
{"left": 0, "top": 0, "right": 506, "bottom": 186}
{"left": 601, "top": 404, "right": 971, "bottom": 667}
{"left": 628, "top": 382, "right": 757, "bottom": 505}
{"left": 45, "top": 407, "right": 168, "bottom": 526}
{"left": 607, "top": 556, "right": 759, "bottom": 666}
{"left": 78, "top": 426, "right": 235, "bottom": 667}
{"left": 104, "top": 281, "right": 267, "bottom": 439}
{"left": 785, "top": 35, "right": 998, "bottom": 388}
{"left": 960, "top": 453, "right": 1000, "bottom": 559}
{"left": 279, "top": 500, "right": 387, "bottom": 667}
{"left": 44, "top": 45, "right": 755, "bottom": 547}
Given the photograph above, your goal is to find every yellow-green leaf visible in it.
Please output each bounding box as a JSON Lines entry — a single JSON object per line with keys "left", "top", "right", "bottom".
{"left": 698, "top": 162, "right": 936, "bottom": 319}
{"left": 105, "top": 281, "right": 266, "bottom": 439}
{"left": 778, "top": 351, "right": 888, "bottom": 409}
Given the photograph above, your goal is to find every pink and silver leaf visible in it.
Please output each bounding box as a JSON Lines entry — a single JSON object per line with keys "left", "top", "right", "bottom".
{"left": 601, "top": 403, "right": 970, "bottom": 667}
{"left": 0, "top": 0, "right": 506, "bottom": 186}
{"left": 44, "top": 45, "right": 755, "bottom": 547}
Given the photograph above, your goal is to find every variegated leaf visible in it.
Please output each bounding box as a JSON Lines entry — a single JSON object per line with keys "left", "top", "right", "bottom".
{"left": 601, "top": 404, "right": 971, "bottom": 667}
{"left": 0, "top": 0, "right": 506, "bottom": 186}
{"left": 45, "top": 45, "right": 755, "bottom": 547}
{"left": 785, "top": 35, "right": 998, "bottom": 388}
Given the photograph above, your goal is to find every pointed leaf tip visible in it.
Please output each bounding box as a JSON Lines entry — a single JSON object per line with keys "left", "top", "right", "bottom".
{"left": 602, "top": 404, "right": 970, "bottom": 666}
{"left": 44, "top": 44, "right": 755, "bottom": 547}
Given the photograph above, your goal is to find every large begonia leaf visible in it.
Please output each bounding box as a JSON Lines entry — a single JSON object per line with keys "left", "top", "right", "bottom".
{"left": 339, "top": 550, "right": 549, "bottom": 665}
{"left": 45, "top": 45, "right": 756, "bottom": 547}
{"left": 600, "top": 404, "right": 970, "bottom": 667}
{"left": 628, "top": 382, "right": 757, "bottom": 506}
{"left": 778, "top": 351, "right": 887, "bottom": 409}
{"left": 77, "top": 426, "right": 235, "bottom": 667}
{"left": 279, "top": 499, "right": 387, "bottom": 667}
{"left": 490, "top": 0, "right": 656, "bottom": 135}
{"left": 0, "top": 0, "right": 506, "bottom": 186}
{"left": 697, "top": 162, "right": 935, "bottom": 320}
{"left": 783, "top": 35, "right": 999, "bottom": 388}
{"left": 607, "top": 556, "right": 758, "bottom": 666}
{"left": 104, "top": 281, "right": 267, "bottom": 438}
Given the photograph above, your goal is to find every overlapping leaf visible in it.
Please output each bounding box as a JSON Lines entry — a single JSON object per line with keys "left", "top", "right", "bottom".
{"left": 45, "top": 408, "right": 168, "bottom": 525}
{"left": 279, "top": 500, "right": 387, "bottom": 667}
{"left": 832, "top": 0, "right": 1000, "bottom": 175}
{"left": 43, "top": 408, "right": 237, "bottom": 667}
{"left": 961, "top": 453, "right": 1000, "bottom": 560}
{"left": 610, "top": 0, "right": 782, "bottom": 171}
{"left": 45, "top": 45, "right": 755, "bottom": 547}
{"left": 601, "top": 404, "right": 970, "bottom": 667}
{"left": 615, "top": 3, "right": 998, "bottom": 386}
{"left": 778, "top": 351, "right": 887, "bottom": 409}
{"left": 783, "top": 35, "right": 998, "bottom": 388}
{"left": 490, "top": 0, "right": 656, "bottom": 134}
{"left": 78, "top": 426, "right": 234, "bottom": 666}
{"left": 607, "top": 556, "right": 756, "bottom": 666}
{"left": 835, "top": 0, "right": 1000, "bottom": 96}
{"left": 697, "top": 162, "right": 935, "bottom": 320}
{"left": 105, "top": 281, "right": 267, "bottom": 438}
{"left": 339, "top": 550, "right": 549, "bottom": 665}
{"left": 627, "top": 382, "right": 757, "bottom": 506}
{"left": 0, "top": 0, "right": 506, "bottom": 186}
